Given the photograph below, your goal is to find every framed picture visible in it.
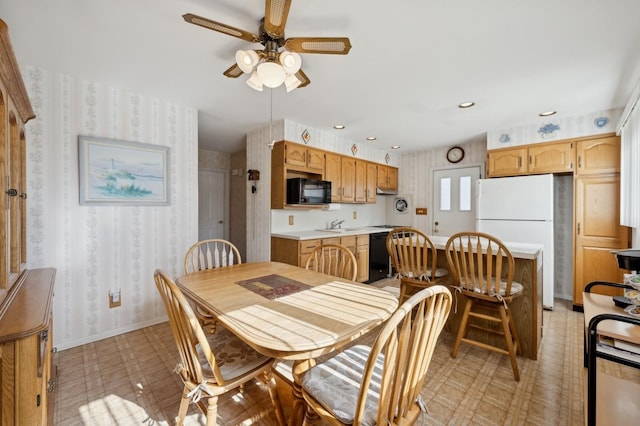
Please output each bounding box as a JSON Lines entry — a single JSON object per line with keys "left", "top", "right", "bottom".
{"left": 78, "top": 136, "right": 171, "bottom": 205}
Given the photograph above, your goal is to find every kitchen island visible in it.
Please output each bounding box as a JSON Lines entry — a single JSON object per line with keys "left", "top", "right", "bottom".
{"left": 428, "top": 235, "right": 543, "bottom": 360}
{"left": 271, "top": 228, "right": 543, "bottom": 360}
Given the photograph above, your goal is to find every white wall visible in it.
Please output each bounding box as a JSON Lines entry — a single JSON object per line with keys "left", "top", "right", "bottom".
{"left": 24, "top": 66, "right": 198, "bottom": 350}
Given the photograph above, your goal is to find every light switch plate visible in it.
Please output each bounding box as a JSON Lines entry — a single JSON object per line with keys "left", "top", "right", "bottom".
{"left": 416, "top": 208, "right": 427, "bottom": 215}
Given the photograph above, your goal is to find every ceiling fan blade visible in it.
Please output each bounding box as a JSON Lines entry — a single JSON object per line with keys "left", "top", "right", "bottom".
{"left": 284, "top": 37, "right": 352, "bottom": 54}
{"left": 183, "top": 13, "right": 260, "bottom": 43}
{"left": 223, "top": 63, "right": 244, "bottom": 78}
{"left": 264, "top": 0, "right": 292, "bottom": 39}
{"left": 296, "top": 69, "right": 310, "bottom": 88}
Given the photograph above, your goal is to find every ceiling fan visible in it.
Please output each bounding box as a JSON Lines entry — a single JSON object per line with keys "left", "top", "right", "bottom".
{"left": 183, "top": 0, "right": 352, "bottom": 91}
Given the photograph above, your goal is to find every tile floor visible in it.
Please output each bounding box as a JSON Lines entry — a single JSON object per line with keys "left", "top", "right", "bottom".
{"left": 53, "top": 286, "right": 640, "bottom": 425}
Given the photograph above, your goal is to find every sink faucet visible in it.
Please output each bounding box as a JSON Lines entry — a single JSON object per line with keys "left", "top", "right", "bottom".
{"left": 330, "top": 219, "right": 345, "bottom": 229}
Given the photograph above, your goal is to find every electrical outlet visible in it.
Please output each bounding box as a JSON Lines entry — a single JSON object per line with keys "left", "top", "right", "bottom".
{"left": 416, "top": 208, "right": 427, "bottom": 215}
{"left": 109, "top": 290, "right": 121, "bottom": 308}
{"left": 288, "top": 215, "right": 294, "bottom": 225}
{"left": 353, "top": 211, "right": 357, "bottom": 220}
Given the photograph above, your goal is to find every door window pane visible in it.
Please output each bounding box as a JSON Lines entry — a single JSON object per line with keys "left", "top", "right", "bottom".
{"left": 459, "top": 175, "right": 471, "bottom": 211}
{"left": 440, "top": 177, "right": 451, "bottom": 211}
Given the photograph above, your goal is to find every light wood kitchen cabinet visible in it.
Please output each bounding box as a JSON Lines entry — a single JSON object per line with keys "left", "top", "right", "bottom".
{"left": 488, "top": 141, "right": 574, "bottom": 177}
{"left": 356, "top": 235, "right": 370, "bottom": 282}
{"left": 377, "top": 165, "right": 398, "bottom": 192}
{"left": 573, "top": 174, "right": 629, "bottom": 306}
{"left": 487, "top": 147, "right": 527, "bottom": 177}
{"left": 271, "top": 140, "right": 398, "bottom": 207}
{"left": 575, "top": 135, "right": 620, "bottom": 176}
{"left": 271, "top": 235, "right": 369, "bottom": 282}
{"left": 324, "top": 152, "right": 342, "bottom": 202}
{"left": 354, "top": 160, "right": 367, "bottom": 203}
{"left": 341, "top": 158, "right": 356, "bottom": 203}
{"left": 282, "top": 142, "right": 325, "bottom": 173}
{"left": 0, "top": 21, "right": 56, "bottom": 425}
{"left": 528, "top": 141, "right": 574, "bottom": 174}
{"left": 366, "top": 162, "right": 377, "bottom": 203}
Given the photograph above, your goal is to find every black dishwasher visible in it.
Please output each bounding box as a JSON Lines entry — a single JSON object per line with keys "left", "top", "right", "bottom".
{"left": 367, "top": 230, "right": 393, "bottom": 283}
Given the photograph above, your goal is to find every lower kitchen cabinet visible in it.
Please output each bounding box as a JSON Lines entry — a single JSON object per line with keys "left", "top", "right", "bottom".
{"left": 355, "top": 235, "right": 369, "bottom": 282}
{"left": 271, "top": 235, "right": 369, "bottom": 282}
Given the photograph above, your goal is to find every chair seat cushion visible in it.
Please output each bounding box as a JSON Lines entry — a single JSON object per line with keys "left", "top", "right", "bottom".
{"left": 462, "top": 280, "right": 524, "bottom": 298}
{"left": 427, "top": 267, "right": 449, "bottom": 278}
{"left": 302, "top": 345, "right": 381, "bottom": 425}
{"left": 197, "top": 327, "right": 271, "bottom": 380}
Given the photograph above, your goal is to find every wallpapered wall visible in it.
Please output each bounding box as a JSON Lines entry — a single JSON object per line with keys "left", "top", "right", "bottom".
{"left": 24, "top": 66, "right": 198, "bottom": 350}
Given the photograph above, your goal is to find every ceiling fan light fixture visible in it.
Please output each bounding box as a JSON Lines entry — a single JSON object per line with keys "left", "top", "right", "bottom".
{"left": 284, "top": 74, "right": 302, "bottom": 92}
{"left": 280, "top": 51, "right": 302, "bottom": 74}
{"left": 246, "top": 70, "right": 264, "bottom": 91}
{"left": 236, "top": 49, "right": 259, "bottom": 73}
{"left": 257, "top": 61, "right": 286, "bottom": 88}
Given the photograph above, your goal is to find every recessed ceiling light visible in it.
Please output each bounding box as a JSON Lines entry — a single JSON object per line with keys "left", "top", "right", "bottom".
{"left": 333, "top": 124, "right": 345, "bottom": 129}
{"left": 539, "top": 110, "right": 557, "bottom": 117}
{"left": 458, "top": 102, "right": 475, "bottom": 108}
{"left": 391, "top": 145, "right": 400, "bottom": 150}
{"left": 366, "top": 136, "right": 377, "bottom": 141}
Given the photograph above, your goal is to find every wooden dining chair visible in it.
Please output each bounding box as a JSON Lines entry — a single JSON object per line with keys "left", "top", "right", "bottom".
{"left": 386, "top": 227, "right": 448, "bottom": 302}
{"left": 153, "top": 269, "right": 285, "bottom": 426}
{"left": 305, "top": 243, "right": 358, "bottom": 281}
{"left": 445, "top": 231, "right": 523, "bottom": 381}
{"left": 184, "top": 239, "right": 241, "bottom": 272}
{"left": 301, "top": 285, "right": 452, "bottom": 425}
{"left": 184, "top": 239, "right": 241, "bottom": 333}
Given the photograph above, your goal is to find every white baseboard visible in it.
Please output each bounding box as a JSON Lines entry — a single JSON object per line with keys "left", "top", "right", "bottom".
{"left": 54, "top": 316, "right": 168, "bottom": 351}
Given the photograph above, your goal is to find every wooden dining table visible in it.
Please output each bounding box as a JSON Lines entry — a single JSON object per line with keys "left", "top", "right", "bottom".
{"left": 175, "top": 261, "right": 399, "bottom": 426}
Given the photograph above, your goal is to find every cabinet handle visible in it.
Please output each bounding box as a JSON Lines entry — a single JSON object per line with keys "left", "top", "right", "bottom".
{"left": 578, "top": 155, "right": 582, "bottom": 168}
{"left": 577, "top": 223, "right": 581, "bottom": 235}
{"left": 529, "top": 155, "right": 532, "bottom": 165}
{"left": 518, "top": 157, "right": 522, "bottom": 168}
{"left": 6, "top": 188, "right": 17, "bottom": 197}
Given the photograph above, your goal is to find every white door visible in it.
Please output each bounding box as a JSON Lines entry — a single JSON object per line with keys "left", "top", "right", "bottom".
{"left": 432, "top": 166, "right": 481, "bottom": 236}
{"left": 198, "top": 170, "right": 227, "bottom": 240}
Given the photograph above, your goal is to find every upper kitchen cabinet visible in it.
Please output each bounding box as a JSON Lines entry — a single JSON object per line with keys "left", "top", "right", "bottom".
{"left": 575, "top": 135, "right": 620, "bottom": 176}
{"left": 282, "top": 142, "right": 325, "bottom": 173}
{"left": 324, "top": 152, "right": 342, "bottom": 202}
{"left": 271, "top": 141, "right": 324, "bottom": 209}
{"left": 377, "top": 165, "right": 398, "bottom": 192}
{"left": 528, "top": 141, "right": 574, "bottom": 174}
{"left": 488, "top": 141, "right": 574, "bottom": 177}
{"left": 487, "top": 147, "right": 527, "bottom": 177}
{"left": 341, "top": 157, "right": 356, "bottom": 202}
{"left": 271, "top": 140, "right": 399, "bottom": 208}
{"left": 354, "top": 160, "right": 367, "bottom": 203}
{"left": 365, "top": 162, "right": 377, "bottom": 203}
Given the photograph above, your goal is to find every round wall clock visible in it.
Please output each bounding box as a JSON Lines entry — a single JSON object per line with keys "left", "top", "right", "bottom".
{"left": 446, "top": 146, "right": 465, "bottom": 163}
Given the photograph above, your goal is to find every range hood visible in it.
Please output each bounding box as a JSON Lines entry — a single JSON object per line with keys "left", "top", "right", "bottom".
{"left": 376, "top": 187, "right": 398, "bottom": 195}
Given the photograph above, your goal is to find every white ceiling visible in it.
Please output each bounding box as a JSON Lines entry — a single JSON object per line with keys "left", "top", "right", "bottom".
{"left": 3, "top": 0, "right": 640, "bottom": 153}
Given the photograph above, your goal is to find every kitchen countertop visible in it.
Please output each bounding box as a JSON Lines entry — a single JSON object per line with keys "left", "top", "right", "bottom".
{"left": 271, "top": 226, "right": 394, "bottom": 241}
{"left": 271, "top": 228, "right": 543, "bottom": 260}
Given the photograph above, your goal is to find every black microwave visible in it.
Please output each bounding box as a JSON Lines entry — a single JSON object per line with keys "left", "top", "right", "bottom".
{"left": 286, "top": 178, "right": 332, "bottom": 205}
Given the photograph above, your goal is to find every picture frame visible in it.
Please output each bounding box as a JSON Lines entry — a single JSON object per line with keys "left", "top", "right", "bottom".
{"left": 78, "top": 136, "right": 171, "bottom": 205}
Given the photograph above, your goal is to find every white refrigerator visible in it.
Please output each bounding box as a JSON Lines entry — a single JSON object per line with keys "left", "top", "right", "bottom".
{"left": 476, "top": 174, "right": 554, "bottom": 309}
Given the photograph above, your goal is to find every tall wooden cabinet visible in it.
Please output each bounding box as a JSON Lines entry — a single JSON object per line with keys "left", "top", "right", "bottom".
{"left": 573, "top": 136, "right": 629, "bottom": 306}
{"left": 0, "top": 20, "right": 57, "bottom": 425}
